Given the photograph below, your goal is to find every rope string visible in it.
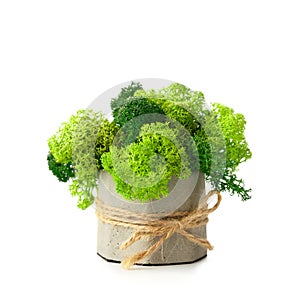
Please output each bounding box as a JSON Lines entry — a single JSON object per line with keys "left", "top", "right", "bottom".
{"left": 95, "top": 190, "right": 222, "bottom": 269}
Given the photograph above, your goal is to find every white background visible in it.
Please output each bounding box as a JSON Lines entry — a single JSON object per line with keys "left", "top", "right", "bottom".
{"left": 1, "top": 1, "right": 299, "bottom": 299}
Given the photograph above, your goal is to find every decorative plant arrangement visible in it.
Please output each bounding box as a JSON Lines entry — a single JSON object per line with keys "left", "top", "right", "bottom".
{"left": 47, "top": 81, "right": 252, "bottom": 269}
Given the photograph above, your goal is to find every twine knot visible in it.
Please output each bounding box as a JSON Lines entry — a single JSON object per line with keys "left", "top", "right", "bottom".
{"left": 95, "top": 190, "right": 221, "bottom": 269}
{"left": 174, "top": 220, "right": 184, "bottom": 231}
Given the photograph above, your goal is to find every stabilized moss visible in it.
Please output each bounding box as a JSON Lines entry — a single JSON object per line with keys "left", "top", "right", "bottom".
{"left": 48, "top": 109, "right": 115, "bottom": 209}
{"left": 101, "top": 122, "right": 194, "bottom": 201}
{"left": 47, "top": 81, "right": 252, "bottom": 208}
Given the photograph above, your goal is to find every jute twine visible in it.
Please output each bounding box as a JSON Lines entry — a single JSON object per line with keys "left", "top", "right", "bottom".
{"left": 95, "top": 190, "right": 221, "bottom": 269}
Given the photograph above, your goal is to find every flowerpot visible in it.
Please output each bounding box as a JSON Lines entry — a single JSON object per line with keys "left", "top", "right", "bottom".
{"left": 96, "top": 170, "right": 209, "bottom": 266}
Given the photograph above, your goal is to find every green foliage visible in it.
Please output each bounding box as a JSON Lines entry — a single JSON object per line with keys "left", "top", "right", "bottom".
{"left": 135, "top": 83, "right": 206, "bottom": 135}
{"left": 160, "top": 101, "right": 200, "bottom": 134}
{"left": 155, "top": 83, "right": 207, "bottom": 122}
{"left": 135, "top": 83, "right": 205, "bottom": 106}
{"left": 48, "top": 82, "right": 252, "bottom": 208}
{"left": 48, "top": 109, "right": 112, "bottom": 209}
{"left": 113, "top": 97, "right": 165, "bottom": 146}
{"left": 209, "top": 103, "right": 252, "bottom": 201}
{"left": 193, "top": 128, "right": 212, "bottom": 175}
{"left": 111, "top": 81, "right": 143, "bottom": 116}
{"left": 219, "top": 171, "right": 251, "bottom": 201}
{"left": 69, "top": 179, "right": 95, "bottom": 210}
{"left": 95, "top": 120, "right": 119, "bottom": 169}
{"left": 212, "top": 103, "right": 252, "bottom": 171}
{"left": 102, "top": 122, "right": 194, "bottom": 202}
{"left": 196, "top": 108, "right": 227, "bottom": 181}
{"left": 114, "top": 83, "right": 251, "bottom": 201}
{"left": 47, "top": 152, "right": 75, "bottom": 182}
{"left": 193, "top": 104, "right": 252, "bottom": 201}
{"left": 48, "top": 111, "right": 84, "bottom": 164}
{"left": 138, "top": 122, "right": 193, "bottom": 178}
{"left": 113, "top": 96, "right": 164, "bottom": 127}
{"left": 71, "top": 110, "right": 105, "bottom": 209}
{"left": 102, "top": 149, "right": 171, "bottom": 201}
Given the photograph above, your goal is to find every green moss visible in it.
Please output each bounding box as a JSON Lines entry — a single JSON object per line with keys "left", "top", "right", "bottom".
{"left": 127, "top": 83, "right": 252, "bottom": 201}
{"left": 71, "top": 110, "right": 106, "bottom": 209}
{"left": 102, "top": 122, "right": 194, "bottom": 202}
{"left": 193, "top": 104, "right": 252, "bottom": 201}
{"left": 47, "top": 152, "right": 75, "bottom": 182}
{"left": 48, "top": 82, "right": 253, "bottom": 207}
{"left": 212, "top": 103, "right": 252, "bottom": 171}
{"left": 209, "top": 103, "right": 252, "bottom": 201}
{"left": 113, "top": 97, "right": 164, "bottom": 127}
{"left": 48, "top": 109, "right": 115, "bottom": 209}
{"left": 111, "top": 81, "right": 143, "bottom": 116}
{"left": 112, "top": 97, "right": 165, "bottom": 146}
{"left": 95, "top": 120, "right": 119, "bottom": 169}
{"left": 193, "top": 128, "right": 212, "bottom": 175}
{"left": 220, "top": 170, "right": 251, "bottom": 201}
{"left": 134, "top": 83, "right": 206, "bottom": 135}
{"left": 48, "top": 110, "right": 84, "bottom": 164}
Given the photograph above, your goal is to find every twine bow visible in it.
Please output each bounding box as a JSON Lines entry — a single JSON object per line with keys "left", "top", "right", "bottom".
{"left": 95, "top": 190, "right": 221, "bottom": 269}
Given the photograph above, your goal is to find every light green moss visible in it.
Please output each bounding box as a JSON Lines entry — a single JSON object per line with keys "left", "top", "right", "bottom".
{"left": 48, "top": 82, "right": 253, "bottom": 207}
{"left": 101, "top": 122, "right": 194, "bottom": 202}
{"left": 212, "top": 103, "right": 252, "bottom": 171}
{"left": 48, "top": 109, "right": 115, "bottom": 209}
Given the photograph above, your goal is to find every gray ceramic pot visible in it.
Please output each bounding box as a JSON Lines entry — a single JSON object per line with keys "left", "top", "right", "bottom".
{"left": 96, "top": 171, "right": 208, "bottom": 265}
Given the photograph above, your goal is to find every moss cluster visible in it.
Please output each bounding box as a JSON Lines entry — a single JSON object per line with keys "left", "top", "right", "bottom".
{"left": 47, "top": 81, "right": 252, "bottom": 209}
{"left": 135, "top": 83, "right": 206, "bottom": 135}
{"left": 102, "top": 121, "right": 195, "bottom": 201}
{"left": 133, "top": 84, "right": 252, "bottom": 201}
{"left": 95, "top": 120, "right": 119, "bottom": 170}
{"left": 111, "top": 81, "right": 143, "bottom": 117}
{"left": 47, "top": 109, "right": 116, "bottom": 209}
{"left": 47, "top": 153, "right": 75, "bottom": 182}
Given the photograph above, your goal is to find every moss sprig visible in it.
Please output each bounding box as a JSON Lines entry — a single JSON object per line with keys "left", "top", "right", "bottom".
{"left": 47, "top": 152, "right": 75, "bottom": 182}
{"left": 111, "top": 81, "right": 143, "bottom": 117}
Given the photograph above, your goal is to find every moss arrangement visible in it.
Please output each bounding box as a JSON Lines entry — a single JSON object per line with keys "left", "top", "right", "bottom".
{"left": 47, "top": 82, "right": 252, "bottom": 209}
